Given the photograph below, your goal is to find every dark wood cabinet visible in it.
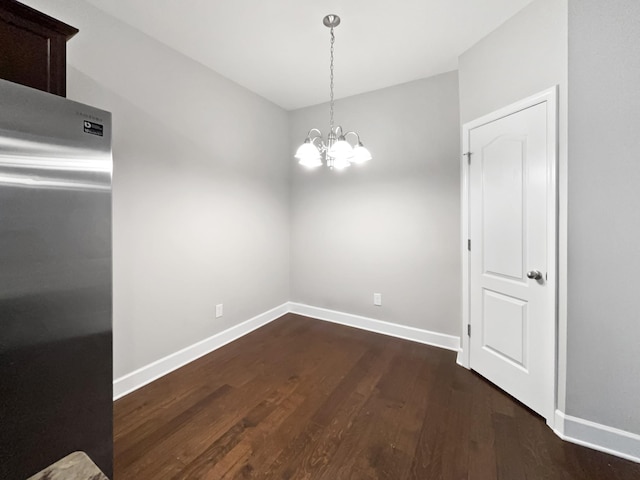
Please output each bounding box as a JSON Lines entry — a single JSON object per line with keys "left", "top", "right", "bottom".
{"left": 0, "top": 1, "right": 77, "bottom": 97}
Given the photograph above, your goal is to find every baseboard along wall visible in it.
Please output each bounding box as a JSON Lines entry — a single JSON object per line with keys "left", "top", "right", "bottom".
{"left": 112, "top": 302, "right": 289, "bottom": 400}
{"left": 112, "top": 302, "right": 639, "bottom": 465}
{"left": 554, "top": 410, "right": 640, "bottom": 464}
{"left": 288, "top": 302, "right": 461, "bottom": 352}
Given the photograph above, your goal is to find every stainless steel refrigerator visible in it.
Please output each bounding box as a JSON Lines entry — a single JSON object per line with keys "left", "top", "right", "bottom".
{"left": 0, "top": 79, "right": 112, "bottom": 479}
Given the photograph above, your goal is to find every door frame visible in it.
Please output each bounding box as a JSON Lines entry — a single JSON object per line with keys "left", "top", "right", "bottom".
{"left": 458, "top": 86, "right": 559, "bottom": 425}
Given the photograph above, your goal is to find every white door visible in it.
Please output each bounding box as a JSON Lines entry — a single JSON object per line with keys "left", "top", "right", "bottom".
{"left": 467, "top": 92, "right": 556, "bottom": 421}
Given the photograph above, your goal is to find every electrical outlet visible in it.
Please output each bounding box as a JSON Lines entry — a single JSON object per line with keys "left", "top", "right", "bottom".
{"left": 374, "top": 293, "right": 382, "bottom": 306}
{"left": 216, "top": 304, "right": 223, "bottom": 318}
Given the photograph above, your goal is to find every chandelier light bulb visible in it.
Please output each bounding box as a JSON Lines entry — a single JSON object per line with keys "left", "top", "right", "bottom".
{"left": 332, "top": 156, "right": 351, "bottom": 170}
{"left": 295, "top": 139, "right": 322, "bottom": 167}
{"left": 351, "top": 143, "right": 372, "bottom": 164}
{"left": 299, "top": 155, "right": 323, "bottom": 168}
{"left": 327, "top": 137, "right": 354, "bottom": 160}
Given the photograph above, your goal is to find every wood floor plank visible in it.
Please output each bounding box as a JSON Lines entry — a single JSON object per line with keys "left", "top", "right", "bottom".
{"left": 265, "top": 340, "right": 393, "bottom": 479}
{"left": 467, "top": 373, "right": 498, "bottom": 480}
{"left": 407, "top": 353, "right": 454, "bottom": 479}
{"left": 355, "top": 345, "right": 430, "bottom": 479}
{"left": 113, "top": 314, "right": 640, "bottom": 480}
{"left": 440, "top": 385, "right": 472, "bottom": 480}
{"left": 121, "top": 322, "right": 356, "bottom": 479}
{"left": 114, "top": 383, "right": 233, "bottom": 472}
{"left": 173, "top": 394, "right": 287, "bottom": 479}
{"left": 252, "top": 345, "right": 375, "bottom": 478}
{"left": 225, "top": 320, "right": 375, "bottom": 478}
{"left": 513, "top": 400, "right": 570, "bottom": 480}
{"left": 114, "top": 316, "right": 297, "bottom": 440}
{"left": 217, "top": 392, "right": 307, "bottom": 479}
{"left": 493, "top": 412, "right": 527, "bottom": 480}
{"left": 121, "top": 379, "right": 273, "bottom": 478}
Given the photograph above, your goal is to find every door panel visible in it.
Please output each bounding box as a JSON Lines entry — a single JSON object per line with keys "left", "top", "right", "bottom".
{"left": 482, "top": 137, "right": 525, "bottom": 280}
{"left": 469, "top": 101, "right": 554, "bottom": 420}
{"left": 482, "top": 289, "right": 527, "bottom": 368}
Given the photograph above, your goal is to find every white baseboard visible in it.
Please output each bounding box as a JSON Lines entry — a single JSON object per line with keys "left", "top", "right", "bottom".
{"left": 554, "top": 410, "right": 640, "bottom": 464}
{"left": 456, "top": 350, "right": 469, "bottom": 369}
{"left": 112, "top": 302, "right": 289, "bottom": 400}
{"left": 288, "top": 302, "right": 461, "bottom": 352}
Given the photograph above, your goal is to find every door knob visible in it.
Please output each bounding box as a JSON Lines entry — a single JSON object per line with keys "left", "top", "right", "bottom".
{"left": 527, "top": 270, "right": 543, "bottom": 280}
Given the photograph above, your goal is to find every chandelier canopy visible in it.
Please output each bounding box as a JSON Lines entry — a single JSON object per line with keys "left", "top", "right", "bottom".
{"left": 295, "top": 14, "right": 372, "bottom": 170}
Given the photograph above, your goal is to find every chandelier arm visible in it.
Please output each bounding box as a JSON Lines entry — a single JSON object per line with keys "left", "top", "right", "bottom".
{"left": 310, "top": 135, "right": 326, "bottom": 151}
{"left": 344, "top": 131, "right": 361, "bottom": 145}
{"left": 307, "top": 128, "right": 326, "bottom": 151}
{"left": 307, "top": 128, "right": 323, "bottom": 139}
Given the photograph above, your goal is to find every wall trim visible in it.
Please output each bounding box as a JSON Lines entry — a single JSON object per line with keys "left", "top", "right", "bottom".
{"left": 554, "top": 410, "right": 640, "bottom": 464}
{"left": 288, "top": 302, "right": 461, "bottom": 352}
{"left": 112, "top": 302, "right": 289, "bottom": 400}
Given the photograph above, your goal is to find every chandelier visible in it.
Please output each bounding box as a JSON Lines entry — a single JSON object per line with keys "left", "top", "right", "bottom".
{"left": 294, "top": 14, "right": 372, "bottom": 170}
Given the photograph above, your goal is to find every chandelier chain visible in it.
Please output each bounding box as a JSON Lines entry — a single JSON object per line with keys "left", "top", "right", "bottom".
{"left": 329, "top": 26, "right": 335, "bottom": 132}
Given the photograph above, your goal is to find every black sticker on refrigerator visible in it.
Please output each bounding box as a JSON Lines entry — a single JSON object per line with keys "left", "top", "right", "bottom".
{"left": 83, "top": 120, "right": 104, "bottom": 136}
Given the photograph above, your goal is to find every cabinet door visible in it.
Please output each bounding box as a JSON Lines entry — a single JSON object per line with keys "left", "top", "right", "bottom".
{"left": 0, "top": 1, "right": 77, "bottom": 97}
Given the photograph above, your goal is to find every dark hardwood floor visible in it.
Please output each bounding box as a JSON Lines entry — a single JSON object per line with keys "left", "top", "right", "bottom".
{"left": 114, "top": 314, "right": 640, "bottom": 479}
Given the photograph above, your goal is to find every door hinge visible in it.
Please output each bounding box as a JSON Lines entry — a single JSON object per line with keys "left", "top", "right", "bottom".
{"left": 464, "top": 152, "right": 472, "bottom": 164}
{"left": 467, "top": 324, "right": 471, "bottom": 337}
{"left": 468, "top": 239, "right": 471, "bottom": 251}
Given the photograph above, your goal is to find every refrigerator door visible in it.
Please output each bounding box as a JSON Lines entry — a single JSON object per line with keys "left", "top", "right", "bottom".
{"left": 0, "top": 79, "right": 113, "bottom": 479}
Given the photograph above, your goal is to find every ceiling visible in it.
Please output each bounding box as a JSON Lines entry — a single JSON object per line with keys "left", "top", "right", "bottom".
{"left": 83, "top": 0, "right": 534, "bottom": 111}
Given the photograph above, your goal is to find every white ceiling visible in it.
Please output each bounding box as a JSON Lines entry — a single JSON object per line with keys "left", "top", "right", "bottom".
{"left": 83, "top": 0, "right": 534, "bottom": 110}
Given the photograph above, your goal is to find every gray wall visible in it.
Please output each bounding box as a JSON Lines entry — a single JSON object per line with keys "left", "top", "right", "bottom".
{"left": 289, "top": 72, "right": 461, "bottom": 336}
{"left": 567, "top": 0, "right": 640, "bottom": 434}
{"left": 22, "top": 0, "right": 291, "bottom": 379}
{"left": 458, "top": 0, "right": 570, "bottom": 409}
{"left": 458, "top": 0, "right": 568, "bottom": 124}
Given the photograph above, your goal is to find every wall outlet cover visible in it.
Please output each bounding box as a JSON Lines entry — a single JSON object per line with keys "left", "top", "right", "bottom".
{"left": 374, "top": 293, "right": 382, "bottom": 306}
